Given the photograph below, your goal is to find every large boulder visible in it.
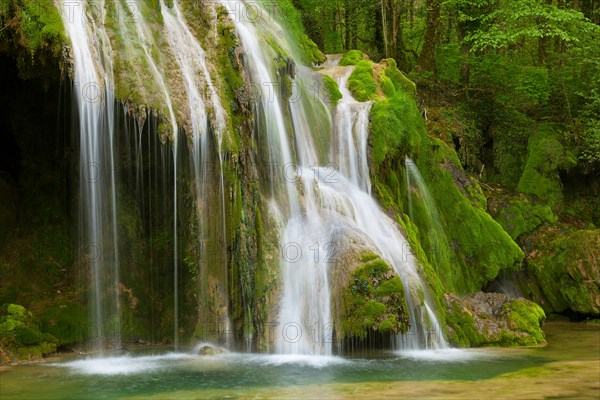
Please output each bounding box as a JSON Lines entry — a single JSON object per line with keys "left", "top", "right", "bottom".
{"left": 521, "top": 226, "right": 600, "bottom": 316}
{"left": 329, "top": 233, "right": 410, "bottom": 341}
{"left": 445, "top": 292, "right": 546, "bottom": 347}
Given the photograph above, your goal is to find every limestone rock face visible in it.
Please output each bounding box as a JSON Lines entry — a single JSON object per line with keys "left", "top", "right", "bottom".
{"left": 445, "top": 292, "right": 546, "bottom": 347}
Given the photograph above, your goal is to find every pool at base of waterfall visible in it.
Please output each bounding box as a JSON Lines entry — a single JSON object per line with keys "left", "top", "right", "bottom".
{"left": 0, "top": 323, "right": 598, "bottom": 399}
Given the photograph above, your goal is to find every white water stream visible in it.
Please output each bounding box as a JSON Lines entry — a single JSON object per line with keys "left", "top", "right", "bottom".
{"left": 221, "top": 1, "right": 447, "bottom": 353}
{"left": 62, "top": 0, "right": 447, "bottom": 354}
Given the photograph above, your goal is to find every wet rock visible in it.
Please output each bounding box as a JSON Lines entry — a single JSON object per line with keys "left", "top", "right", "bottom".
{"left": 198, "top": 345, "right": 225, "bottom": 356}
{"left": 328, "top": 231, "right": 410, "bottom": 341}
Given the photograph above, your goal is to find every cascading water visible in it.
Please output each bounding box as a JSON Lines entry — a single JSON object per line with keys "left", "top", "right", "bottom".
{"left": 61, "top": 0, "right": 120, "bottom": 350}
{"left": 222, "top": 1, "right": 447, "bottom": 353}
{"left": 331, "top": 70, "right": 372, "bottom": 193}
{"left": 62, "top": 0, "right": 446, "bottom": 353}
{"left": 313, "top": 66, "right": 448, "bottom": 350}
{"left": 160, "top": 0, "right": 231, "bottom": 345}
{"left": 405, "top": 157, "right": 453, "bottom": 275}
{"left": 122, "top": 0, "right": 182, "bottom": 348}
{"left": 62, "top": 0, "right": 235, "bottom": 350}
{"left": 219, "top": 0, "right": 337, "bottom": 354}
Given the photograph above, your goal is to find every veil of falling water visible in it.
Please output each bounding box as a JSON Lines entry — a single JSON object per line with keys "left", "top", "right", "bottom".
{"left": 61, "top": 0, "right": 120, "bottom": 350}
{"left": 122, "top": 0, "right": 181, "bottom": 348}
{"left": 61, "top": 0, "right": 231, "bottom": 350}
{"left": 405, "top": 157, "right": 454, "bottom": 278}
{"left": 221, "top": 1, "right": 447, "bottom": 353}
{"left": 160, "top": 0, "right": 232, "bottom": 346}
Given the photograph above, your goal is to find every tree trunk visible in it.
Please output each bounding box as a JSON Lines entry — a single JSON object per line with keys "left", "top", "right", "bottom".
{"left": 344, "top": 0, "right": 351, "bottom": 50}
{"left": 418, "top": 0, "right": 441, "bottom": 73}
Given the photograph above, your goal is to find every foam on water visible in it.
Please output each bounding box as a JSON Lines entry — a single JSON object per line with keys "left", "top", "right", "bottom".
{"left": 53, "top": 353, "right": 196, "bottom": 375}
{"left": 53, "top": 351, "right": 349, "bottom": 376}
{"left": 243, "top": 354, "right": 351, "bottom": 368}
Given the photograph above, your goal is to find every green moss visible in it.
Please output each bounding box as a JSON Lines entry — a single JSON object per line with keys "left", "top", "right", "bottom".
{"left": 375, "top": 277, "right": 403, "bottom": 297}
{"left": 517, "top": 124, "right": 573, "bottom": 208}
{"left": 340, "top": 257, "right": 410, "bottom": 339}
{"left": 381, "top": 58, "right": 416, "bottom": 96}
{"left": 270, "top": 0, "right": 326, "bottom": 64}
{"left": 367, "top": 59, "right": 523, "bottom": 295}
{"left": 380, "top": 75, "right": 396, "bottom": 98}
{"left": 7, "top": 304, "right": 27, "bottom": 319}
{"left": 5, "top": 0, "right": 66, "bottom": 56}
{"left": 370, "top": 90, "right": 424, "bottom": 167}
{"left": 348, "top": 60, "right": 378, "bottom": 102}
{"left": 493, "top": 195, "right": 558, "bottom": 240}
{"left": 0, "top": 303, "right": 57, "bottom": 360}
{"left": 445, "top": 298, "right": 483, "bottom": 347}
{"left": 522, "top": 226, "right": 600, "bottom": 315}
{"left": 506, "top": 299, "right": 546, "bottom": 344}
{"left": 14, "top": 325, "right": 42, "bottom": 345}
{"left": 39, "top": 304, "right": 88, "bottom": 346}
{"left": 445, "top": 295, "right": 545, "bottom": 347}
{"left": 322, "top": 75, "right": 342, "bottom": 106}
{"left": 490, "top": 125, "right": 530, "bottom": 189}
{"left": 425, "top": 145, "right": 523, "bottom": 291}
{"left": 339, "top": 50, "right": 364, "bottom": 66}
{"left": 360, "top": 251, "right": 378, "bottom": 263}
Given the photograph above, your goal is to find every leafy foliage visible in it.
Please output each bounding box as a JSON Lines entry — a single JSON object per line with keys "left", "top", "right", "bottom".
{"left": 463, "top": 0, "right": 594, "bottom": 52}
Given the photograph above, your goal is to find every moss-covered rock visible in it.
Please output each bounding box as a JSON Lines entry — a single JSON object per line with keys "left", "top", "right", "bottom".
{"left": 379, "top": 58, "right": 416, "bottom": 97}
{"left": 367, "top": 58, "right": 523, "bottom": 294}
{"left": 0, "top": 304, "right": 58, "bottom": 363}
{"left": 519, "top": 225, "right": 600, "bottom": 316}
{"left": 370, "top": 89, "right": 423, "bottom": 167}
{"left": 339, "top": 50, "right": 365, "bottom": 66}
{"left": 271, "top": 0, "right": 326, "bottom": 64}
{"left": 348, "top": 60, "right": 378, "bottom": 102}
{"left": 339, "top": 255, "right": 410, "bottom": 339}
{"left": 423, "top": 146, "right": 524, "bottom": 292}
{"left": 445, "top": 292, "right": 546, "bottom": 347}
{"left": 322, "top": 75, "right": 342, "bottom": 105}
{"left": 489, "top": 125, "right": 530, "bottom": 189}
{"left": 487, "top": 191, "right": 558, "bottom": 240}
{"left": 1, "top": 0, "right": 65, "bottom": 57}
{"left": 517, "top": 124, "right": 576, "bottom": 208}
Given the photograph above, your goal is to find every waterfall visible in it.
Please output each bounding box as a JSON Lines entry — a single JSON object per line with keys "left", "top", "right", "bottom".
{"left": 62, "top": 0, "right": 447, "bottom": 353}
{"left": 121, "top": 0, "right": 181, "bottom": 348}
{"left": 332, "top": 70, "right": 372, "bottom": 193}
{"left": 405, "top": 158, "right": 453, "bottom": 289}
{"left": 222, "top": 1, "right": 447, "bottom": 353}
{"left": 62, "top": 0, "right": 233, "bottom": 349}
{"left": 324, "top": 69, "right": 447, "bottom": 350}
{"left": 160, "top": 0, "right": 231, "bottom": 346}
{"left": 61, "top": 0, "right": 120, "bottom": 350}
